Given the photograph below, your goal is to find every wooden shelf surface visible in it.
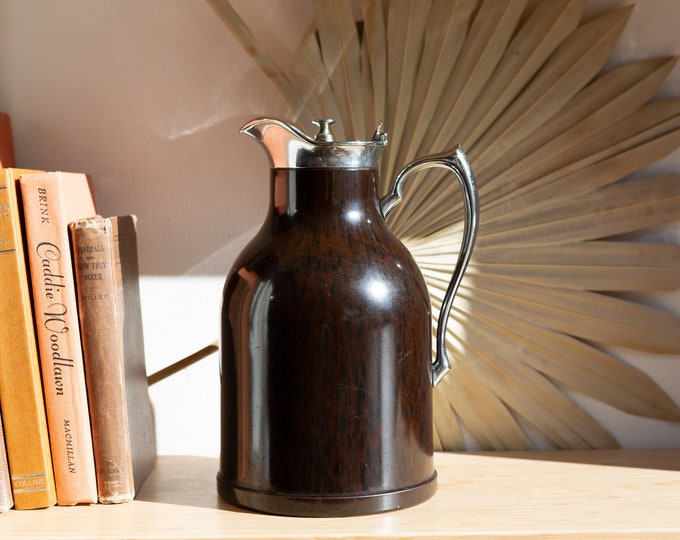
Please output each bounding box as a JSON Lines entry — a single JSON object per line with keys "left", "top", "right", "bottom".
{"left": 1, "top": 450, "right": 679, "bottom": 539}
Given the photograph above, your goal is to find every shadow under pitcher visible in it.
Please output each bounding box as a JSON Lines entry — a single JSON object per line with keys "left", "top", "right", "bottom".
{"left": 217, "top": 118, "right": 479, "bottom": 517}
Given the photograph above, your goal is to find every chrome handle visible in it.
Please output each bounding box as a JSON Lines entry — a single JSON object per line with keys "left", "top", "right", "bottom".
{"left": 380, "top": 146, "right": 479, "bottom": 387}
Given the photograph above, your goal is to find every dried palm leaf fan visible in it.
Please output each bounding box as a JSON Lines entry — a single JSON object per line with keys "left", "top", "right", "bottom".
{"left": 208, "top": 0, "right": 680, "bottom": 450}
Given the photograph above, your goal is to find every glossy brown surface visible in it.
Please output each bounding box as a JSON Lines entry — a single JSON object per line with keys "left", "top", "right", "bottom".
{"left": 218, "top": 168, "right": 435, "bottom": 516}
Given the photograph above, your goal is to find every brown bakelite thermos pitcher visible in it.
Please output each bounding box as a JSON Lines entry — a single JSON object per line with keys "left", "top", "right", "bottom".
{"left": 217, "top": 118, "right": 479, "bottom": 516}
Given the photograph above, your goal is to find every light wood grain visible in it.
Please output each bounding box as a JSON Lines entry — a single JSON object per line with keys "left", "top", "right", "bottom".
{"left": 1, "top": 451, "right": 679, "bottom": 539}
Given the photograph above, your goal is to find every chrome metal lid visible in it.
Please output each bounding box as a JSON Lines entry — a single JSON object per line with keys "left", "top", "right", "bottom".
{"left": 240, "top": 118, "right": 388, "bottom": 169}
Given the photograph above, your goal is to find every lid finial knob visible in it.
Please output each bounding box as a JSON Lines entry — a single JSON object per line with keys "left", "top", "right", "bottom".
{"left": 312, "top": 119, "right": 336, "bottom": 142}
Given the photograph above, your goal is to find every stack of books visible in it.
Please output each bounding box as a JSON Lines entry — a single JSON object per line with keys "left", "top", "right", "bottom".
{"left": 0, "top": 113, "right": 156, "bottom": 511}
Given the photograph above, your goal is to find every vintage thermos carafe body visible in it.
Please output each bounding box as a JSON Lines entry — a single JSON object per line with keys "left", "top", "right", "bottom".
{"left": 218, "top": 118, "right": 479, "bottom": 516}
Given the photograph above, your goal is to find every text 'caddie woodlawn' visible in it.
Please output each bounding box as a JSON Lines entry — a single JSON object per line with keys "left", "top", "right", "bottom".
{"left": 36, "top": 241, "right": 74, "bottom": 396}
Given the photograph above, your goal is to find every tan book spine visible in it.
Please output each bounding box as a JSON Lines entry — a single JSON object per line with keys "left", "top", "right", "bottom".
{"left": 19, "top": 171, "right": 97, "bottom": 505}
{"left": 0, "top": 168, "right": 57, "bottom": 509}
{"left": 70, "top": 217, "right": 135, "bottom": 503}
{"left": 0, "top": 411, "right": 13, "bottom": 512}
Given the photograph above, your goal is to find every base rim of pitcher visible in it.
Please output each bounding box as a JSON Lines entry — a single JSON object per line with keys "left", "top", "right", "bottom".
{"left": 216, "top": 471, "right": 437, "bottom": 517}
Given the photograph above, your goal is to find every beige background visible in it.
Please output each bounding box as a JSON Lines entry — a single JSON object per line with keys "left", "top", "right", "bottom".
{"left": 1, "top": 0, "right": 678, "bottom": 455}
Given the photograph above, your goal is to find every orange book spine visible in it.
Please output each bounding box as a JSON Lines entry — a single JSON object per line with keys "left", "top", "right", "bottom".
{"left": 0, "top": 168, "right": 57, "bottom": 509}
{"left": 19, "top": 171, "right": 98, "bottom": 505}
{"left": 70, "top": 217, "right": 135, "bottom": 503}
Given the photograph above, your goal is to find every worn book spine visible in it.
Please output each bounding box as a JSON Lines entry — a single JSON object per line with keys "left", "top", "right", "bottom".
{"left": 19, "top": 171, "right": 98, "bottom": 506}
{"left": 0, "top": 168, "right": 57, "bottom": 509}
{"left": 71, "top": 216, "right": 135, "bottom": 503}
{"left": 71, "top": 215, "right": 156, "bottom": 503}
{"left": 0, "top": 411, "right": 14, "bottom": 512}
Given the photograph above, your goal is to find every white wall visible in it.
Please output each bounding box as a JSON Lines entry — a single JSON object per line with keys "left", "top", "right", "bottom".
{"left": 1, "top": 0, "right": 679, "bottom": 456}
